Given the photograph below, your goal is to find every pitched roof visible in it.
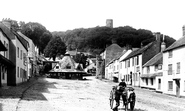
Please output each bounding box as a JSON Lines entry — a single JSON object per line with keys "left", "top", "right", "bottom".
{"left": 143, "top": 52, "right": 162, "bottom": 67}
{"left": 164, "top": 36, "right": 185, "bottom": 52}
{"left": 0, "top": 22, "right": 15, "bottom": 40}
{"left": 12, "top": 30, "right": 28, "bottom": 51}
{"left": 123, "top": 42, "right": 153, "bottom": 61}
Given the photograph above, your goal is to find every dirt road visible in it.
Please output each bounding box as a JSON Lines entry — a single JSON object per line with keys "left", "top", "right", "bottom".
{"left": 15, "top": 76, "right": 185, "bottom": 111}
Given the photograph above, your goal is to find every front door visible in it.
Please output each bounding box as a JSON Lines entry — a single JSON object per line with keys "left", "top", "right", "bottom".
{"left": 175, "top": 80, "right": 180, "bottom": 97}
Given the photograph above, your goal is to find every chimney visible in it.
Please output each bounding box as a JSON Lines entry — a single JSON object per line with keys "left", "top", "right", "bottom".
{"left": 2, "top": 20, "right": 11, "bottom": 29}
{"left": 183, "top": 25, "right": 185, "bottom": 37}
{"left": 154, "top": 32, "right": 161, "bottom": 41}
{"left": 161, "top": 35, "right": 166, "bottom": 52}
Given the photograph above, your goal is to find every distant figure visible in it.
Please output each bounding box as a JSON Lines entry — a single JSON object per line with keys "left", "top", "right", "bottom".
{"left": 119, "top": 79, "right": 127, "bottom": 88}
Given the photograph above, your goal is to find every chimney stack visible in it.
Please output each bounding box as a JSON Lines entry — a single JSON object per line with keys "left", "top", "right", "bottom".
{"left": 2, "top": 20, "right": 11, "bottom": 29}
{"left": 154, "top": 32, "right": 161, "bottom": 41}
{"left": 161, "top": 35, "right": 166, "bottom": 52}
{"left": 183, "top": 25, "right": 185, "bottom": 37}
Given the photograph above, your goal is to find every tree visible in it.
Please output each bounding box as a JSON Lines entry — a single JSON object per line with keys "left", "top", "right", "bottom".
{"left": 44, "top": 36, "right": 66, "bottom": 61}
{"left": 21, "top": 22, "right": 48, "bottom": 53}
{"left": 39, "top": 31, "right": 52, "bottom": 53}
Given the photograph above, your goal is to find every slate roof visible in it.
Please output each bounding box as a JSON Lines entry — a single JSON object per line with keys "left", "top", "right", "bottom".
{"left": 122, "top": 42, "right": 153, "bottom": 61}
{"left": 0, "top": 22, "right": 15, "bottom": 39}
{"left": 143, "top": 52, "right": 162, "bottom": 67}
{"left": 12, "top": 30, "right": 28, "bottom": 51}
{"left": 164, "top": 36, "right": 185, "bottom": 52}
{"left": 0, "top": 22, "right": 28, "bottom": 51}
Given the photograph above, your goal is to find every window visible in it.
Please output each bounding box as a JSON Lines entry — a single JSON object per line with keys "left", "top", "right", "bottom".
{"left": 155, "top": 65, "right": 158, "bottom": 71}
{"left": 21, "top": 50, "right": 22, "bottom": 60}
{"left": 158, "top": 64, "right": 162, "bottom": 70}
{"left": 168, "top": 50, "right": 173, "bottom": 58}
{"left": 17, "top": 47, "right": 19, "bottom": 58}
{"left": 136, "top": 56, "right": 139, "bottom": 65}
{"left": 128, "top": 59, "right": 130, "bottom": 67}
{"left": 56, "top": 66, "right": 59, "bottom": 69}
{"left": 168, "top": 81, "right": 173, "bottom": 91}
{"left": 168, "top": 64, "right": 172, "bottom": 75}
{"left": 147, "top": 66, "right": 150, "bottom": 73}
{"left": 120, "top": 63, "right": 122, "bottom": 69}
{"left": 132, "top": 58, "right": 134, "bottom": 66}
{"left": 17, "top": 67, "right": 19, "bottom": 78}
{"left": 176, "top": 62, "right": 180, "bottom": 74}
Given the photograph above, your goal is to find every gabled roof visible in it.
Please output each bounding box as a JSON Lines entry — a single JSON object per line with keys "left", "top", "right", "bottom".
{"left": 123, "top": 42, "right": 153, "bottom": 61}
{"left": 12, "top": 30, "right": 28, "bottom": 51}
{"left": 164, "top": 36, "right": 184, "bottom": 52}
{"left": 143, "top": 52, "right": 162, "bottom": 67}
{"left": 0, "top": 22, "right": 15, "bottom": 40}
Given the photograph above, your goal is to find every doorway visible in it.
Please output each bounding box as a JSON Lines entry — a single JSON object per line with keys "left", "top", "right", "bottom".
{"left": 175, "top": 79, "right": 180, "bottom": 97}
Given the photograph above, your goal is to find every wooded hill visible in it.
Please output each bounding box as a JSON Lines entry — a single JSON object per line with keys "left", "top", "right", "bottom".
{"left": 52, "top": 26, "right": 176, "bottom": 55}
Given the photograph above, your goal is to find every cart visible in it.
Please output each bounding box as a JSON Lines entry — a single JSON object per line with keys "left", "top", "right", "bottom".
{"left": 109, "top": 86, "right": 136, "bottom": 111}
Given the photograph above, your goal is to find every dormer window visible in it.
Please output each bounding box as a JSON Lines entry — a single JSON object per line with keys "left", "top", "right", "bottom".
{"left": 56, "top": 66, "right": 59, "bottom": 69}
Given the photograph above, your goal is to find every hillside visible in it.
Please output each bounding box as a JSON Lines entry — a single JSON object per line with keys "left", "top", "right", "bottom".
{"left": 52, "top": 26, "right": 176, "bottom": 55}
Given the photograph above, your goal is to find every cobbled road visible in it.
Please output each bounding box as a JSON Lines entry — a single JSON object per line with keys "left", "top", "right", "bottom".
{"left": 1, "top": 76, "right": 185, "bottom": 111}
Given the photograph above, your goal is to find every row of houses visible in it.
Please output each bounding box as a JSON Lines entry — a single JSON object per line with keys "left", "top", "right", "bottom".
{"left": 98, "top": 26, "right": 185, "bottom": 97}
{"left": 0, "top": 20, "right": 39, "bottom": 87}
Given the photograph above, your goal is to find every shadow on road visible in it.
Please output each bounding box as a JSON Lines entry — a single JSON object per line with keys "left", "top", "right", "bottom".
{"left": 118, "top": 107, "right": 146, "bottom": 111}
{"left": 0, "top": 103, "right": 2, "bottom": 111}
{"left": 22, "top": 78, "right": 57, "bottom": 101}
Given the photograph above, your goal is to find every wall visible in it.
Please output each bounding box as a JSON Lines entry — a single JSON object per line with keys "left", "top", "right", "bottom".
{"left": 163, "top": 46, "right": 185, "bottom": 97}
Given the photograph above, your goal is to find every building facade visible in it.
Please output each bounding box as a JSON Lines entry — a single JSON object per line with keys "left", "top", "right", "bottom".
{"left": 163, "top": 36, "right": 185, "bottom": 97}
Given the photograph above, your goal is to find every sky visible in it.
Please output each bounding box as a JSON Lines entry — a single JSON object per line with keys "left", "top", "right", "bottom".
{"left": 0, "top": 0, "right": 185, "bottom": 40}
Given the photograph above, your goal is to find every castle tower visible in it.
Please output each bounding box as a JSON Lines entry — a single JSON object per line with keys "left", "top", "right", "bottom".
{"left": 106, "top": 19, "right": 113, "bottom": 28}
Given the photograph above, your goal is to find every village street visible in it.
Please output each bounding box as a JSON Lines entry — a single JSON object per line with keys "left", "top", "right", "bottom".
{"left": 0, "top": 76, "right": 185, "bottom": 111}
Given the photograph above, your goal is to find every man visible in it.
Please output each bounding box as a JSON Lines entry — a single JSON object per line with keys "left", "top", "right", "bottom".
{"left": 119, "top": 79, "right": 127, "bottom": 88}
{"left": 112, "top": 79, "right": 127, "bottom": 111}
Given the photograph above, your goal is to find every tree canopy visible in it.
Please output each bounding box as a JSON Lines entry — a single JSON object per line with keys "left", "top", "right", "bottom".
{"left": 44, "top": 36, "right": 66, "bottom": 61}
{"left": 20, "top": 22, "right": 52, "bottom": 53}
{"left": 52, "top": 26, "right": 176, "bottom": 55}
